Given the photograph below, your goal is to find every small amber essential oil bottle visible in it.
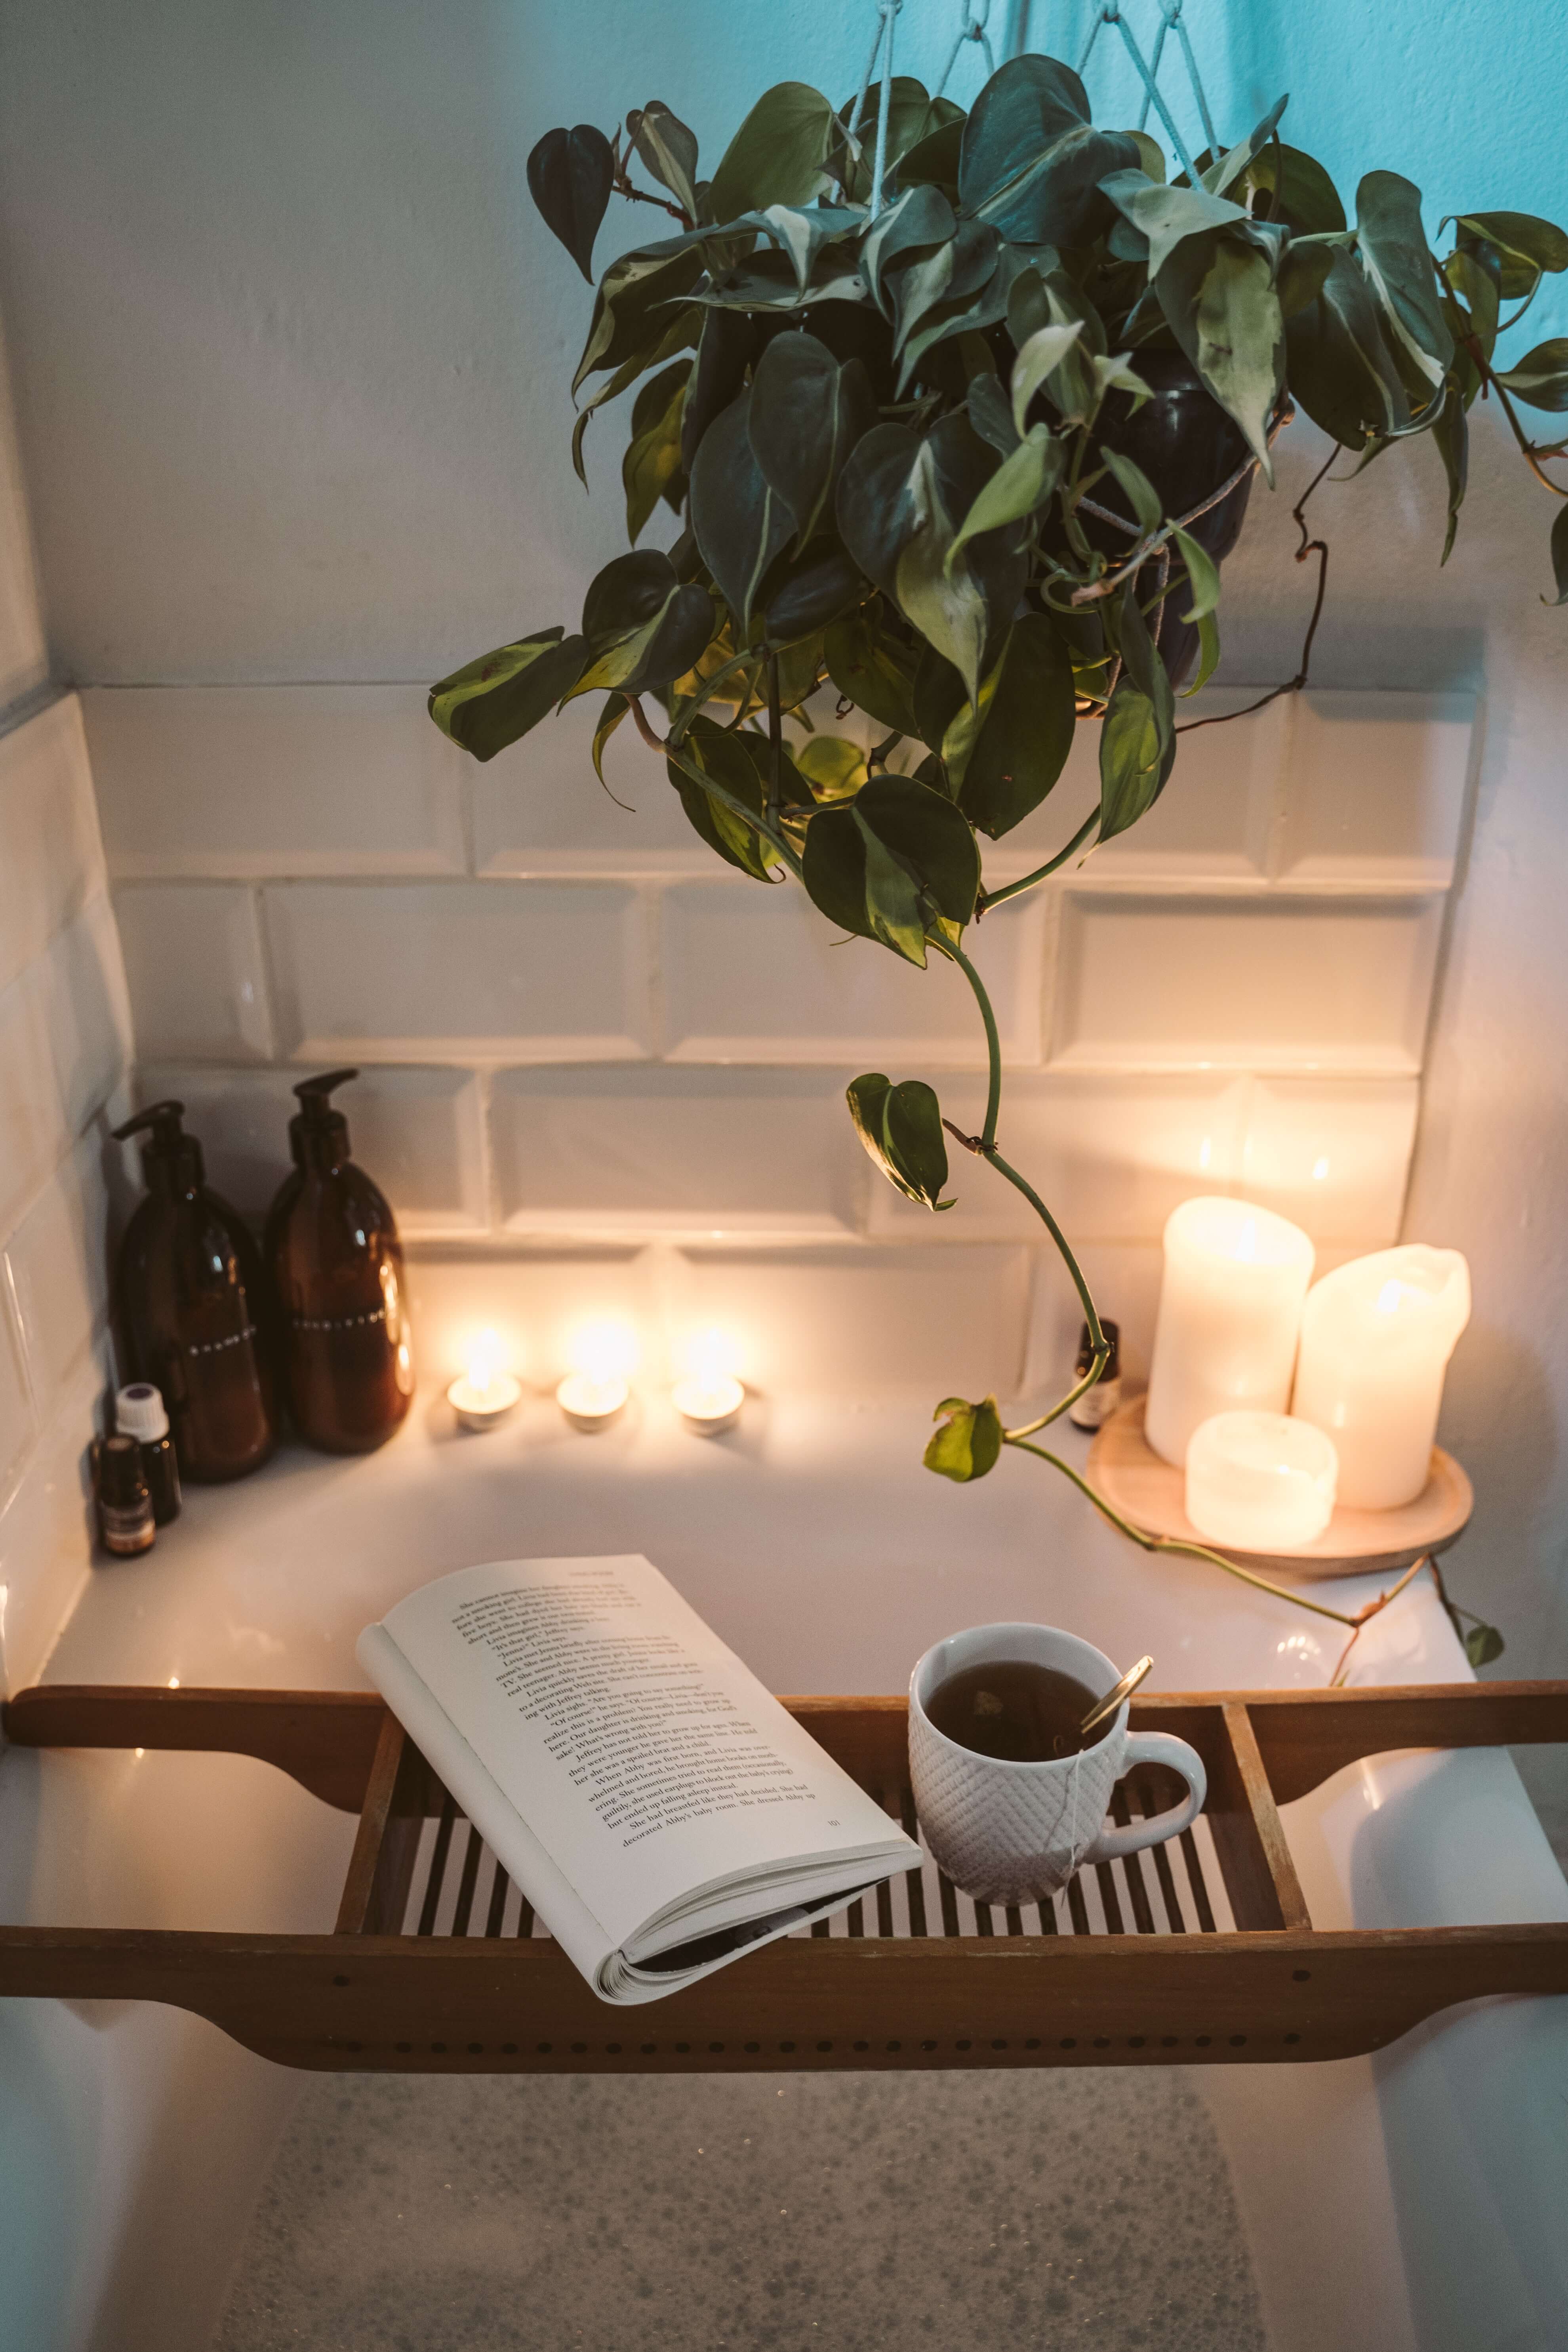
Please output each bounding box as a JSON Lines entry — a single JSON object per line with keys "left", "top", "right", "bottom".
{"left": 96, "top": 1433, "right": 156, "bottom": 1557}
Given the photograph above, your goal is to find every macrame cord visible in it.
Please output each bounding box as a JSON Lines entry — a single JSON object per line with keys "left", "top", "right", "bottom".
{"left": 854, "top": 0, "right": 1219, "bottom": 219}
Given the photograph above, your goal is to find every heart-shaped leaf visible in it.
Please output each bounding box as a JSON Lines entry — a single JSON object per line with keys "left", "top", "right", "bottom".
{"left": 846, "top": 1073, "right": 954, "bottom": 1210}
{"left": 668, "top": 713, "right": 780, "bottom": 881}
{"left": 626, "top": 101, "right": 700, "bottom": 221}
{"left": 429, "top": 630, "right": 587, "bottom": 762}
{"left": 947, "top": 427, "right": 1063, "bottom": 572}
{"left": 622, "top": 360, "right": 690, "bottom": 543}
{"left": 1285, "top": 247, "right": 1413, "bottom": 448}
{"left": 1244, "top": 143, "right": 1346, "bottom": 237}
{"left": 1431, "top": 379, "right": 1469, "bottom": 565}
{"left": 748, "top": 334, "right": 875, "bottom": 551}
{"left": 822, "top": 602, "right": 922, "bottom": 738}
{"left": 1495, "top": 338, "right": 1568, "bottom": 413}
{"left": 960, "top": 55, "right": 1136, "bottom": 246}
{"left": 1098, "top": 168, "right": 1250, "bottom": 278}
{"left": 924, "top": 1394, "right": 1003, "bottom": 1481}
{"left": 1547, "top": 503, "right": 1568, "bottom": 608}
{"left": 707, "top": 82, "right": 836, "bottom": 221}
{"left": 1156, "top": 230, "right": 1284, "bottom": 480}
{"left": 528, "top": 124, "right": 614, "bottom": 282}
{"left": 1200, "top": 95, "right": 1290, "bottom": 200}
{"left": 762, "top": 539, "right": 866, "bottom": 644}
{"left": 573, "top": 551, "right": 716, "bottom": 698}
{"left": 1450, "top": 211, "right": 1568, "bottom": 300}
{"left": 680, "top": 307, "right": 761, "bottom": 472}
{"left": 1010, "top": 321, "right": 1084, "bottom": 436}
{"left": 1356, "top": 172, "right": 1452, "bottom": 395}
{"left": 959, "top": 614, "right": 1076, "bottom": 839}
{"left": 592, "top": 694, "right": 629, "bottom": 786}
{"left": 689, "top": 387, "right": 795, "bottom": 635}
{"left": 572, "top": 234, "right": 707, "bottom": 397}
{"left": 802, "top": 772, "right": 979, "bottom": 962}
{"left": 1462, "top": 1618, "right": 1506, "bottom": 1668}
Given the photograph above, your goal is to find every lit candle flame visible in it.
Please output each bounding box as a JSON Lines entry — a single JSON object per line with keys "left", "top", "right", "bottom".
{"left": 465, "top": 1327, "right": 505, "bottom": 1399}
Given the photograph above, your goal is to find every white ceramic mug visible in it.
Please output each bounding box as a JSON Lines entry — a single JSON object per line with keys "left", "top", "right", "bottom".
{"left": 909, "top": 1623, "right": 1208, "bottom": 1908}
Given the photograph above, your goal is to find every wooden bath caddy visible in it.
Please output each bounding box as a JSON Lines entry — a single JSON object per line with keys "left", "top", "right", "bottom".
{"left": 1088, "top": 1395, "right": 1474, "bottom": 1578}
{"left": 1, "top": 1679, "right": 1564, "bottom": 2073}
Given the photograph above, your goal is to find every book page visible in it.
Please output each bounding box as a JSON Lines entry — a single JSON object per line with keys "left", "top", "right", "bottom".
{"left": 378, "top": 1555, "right": 911, "bottom": 1950}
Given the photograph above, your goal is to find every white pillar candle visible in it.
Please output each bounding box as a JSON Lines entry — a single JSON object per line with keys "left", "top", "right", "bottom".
{"left": 1291, "top": 1245, "right": 1470, "bottom": 1509}
{"left": 1185, "top": 1411, "right": 1338, "bottom": 1551}
{"left": 1145, "top": 1198, "right": 1316, "bottom": 1468}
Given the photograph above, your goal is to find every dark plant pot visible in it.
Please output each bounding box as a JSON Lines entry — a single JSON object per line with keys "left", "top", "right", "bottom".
{"left": 1088, "top": 352, "right": 1256, "bottom": 688}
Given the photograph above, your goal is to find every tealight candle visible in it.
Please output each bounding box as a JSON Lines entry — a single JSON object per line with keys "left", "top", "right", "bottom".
{"left": 1291, "top": 1245, "right": 1470, "bottom": 1509}
{"left": 1145, "top": 1197, "right": 1316, "bottom": 1468}
{"left": 673, "top": 1328, "right": 744, "bottom": 1435}
{"left": 1185, "top": 1410, "right": 1338, "bottom": 1551}
{"left": 447, "top": 1329, "right": 522, "bottom": 1433}
{"left": 556, "top": 1318, "right": 637, "bottom": 1431}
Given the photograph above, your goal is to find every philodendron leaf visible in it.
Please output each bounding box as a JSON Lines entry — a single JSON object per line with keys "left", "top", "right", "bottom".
{"left": 1285, "top": 248, "right": 1412, "bottom": 449}
{"left": 946, "top": 427, "right": 1062, "bottom": 572}
{"left": 688, "top": 387, "right": 794, "bottom": 635}
{"left": 748, "top": 333, "right": 875, "bottom": 551}
{"left": 622, "top": 360, "right": 689, "bottom": 543}
{"left": 527, "top": 124, "right": 614, "bottom": 281}
{"left": 1433, "top": 379, "right": 1468, "bottom": 564}
{"left": 1462, "top": 1618, "right": 1506, "bottom": 1669}
{"left": 429, "top": 629, "right": 587, "bottom": 762}
{"left": 572, "top": 238, "right": 705, "bottom": 398}
{"left": 626, "top": 101, "right": 699, "bottom": 220}
{"left": 1244, "top": 143, "right": 1346, "bottom": 237}
{"left": 668, "top": 713, "right": 779, "bottom": 881}
{"left": 822, "top": 602, "right": 922, "bottom": 738}
{"left": 960, "top": 55, "right": 1136, "bottom": 246}
{"left": 1098, "top": 168, "right": 1250, "bottom": 278}
{"left": 846, "top": 1073, "right": 954, "bottom": 1211}
{"left": 1099, "top": 590, "right": 1175, "bottom": 841}
{"left": 966, "top": 372, "right": 1021, "bottom": 459}
{"left": 1496, "top": 339, "right": 1568, "bottom": 413}
{"left": 794, "top": 736, "right": 867, "bottom": 802}
{"left": 1010, "top": 322, "right": 1083, "bottom": 436}
{"left": 706, "top": 82, "right": 836, "bottom": 220}
{"left": 592, "top": 693, "right": 629, "bottom": 786}
{"left": 837, "top": 415, "right": 1026, "bottom": 702}
{"left": 959, "top": 613, "right": 1076, "bottom": 839}
{"left": 1450, "top": 211, "right": 1568, "bottom": 300}
{"left": 1158, "top": 230, "right": 1284, "bottom": 480}
{"left": 1200, "top": 95, "right": 1290, "bottom": 200}
{"left": 1170, "top": 525, "right": 1221, "bottom": 621}
{"left": 924, "top": 1395, "right": 1004, "bottom": 1481}
{"left": 1355, "top": 172, "right": 1452, "bottom": 395}
{"left": 802, "top": 772, "right": 979, "bottom": 963}
{"left": 1101, "top": 447, "right": 1163, "bottom": 534}
{"left": 761, "top": 538, "right": 865, "bottom": 644}
{"left": 1547, "top": 504, "right": 1568, "bottom": 608}
{"left": 573, "top": 550, "right": 716, "bottom": 698}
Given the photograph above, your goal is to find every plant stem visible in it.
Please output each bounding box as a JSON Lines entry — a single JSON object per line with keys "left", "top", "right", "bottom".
{"left": 934, "top": 934, "right": 1110, "bottom": 1429}
{"left": 976, "top": 807, "right": 1099, "bottom": 914}
{"left": 638, "top": 703, "right": 806, "bottom": 882}
{"left": 1005, "top": 1439, "right": 1364, "bottom": 1627}
{"left": 667, "top": 648, "right": 764, "bottom": 747}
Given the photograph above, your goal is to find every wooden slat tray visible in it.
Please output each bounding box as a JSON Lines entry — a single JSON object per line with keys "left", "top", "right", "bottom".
{"left": 2, "top": 1681, "right": 1564, "bottom": 2072}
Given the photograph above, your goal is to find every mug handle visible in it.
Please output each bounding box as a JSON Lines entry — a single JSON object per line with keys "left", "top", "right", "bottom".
{"left": 1080, "top": 1733, "right": 1207, "bottom": 1867}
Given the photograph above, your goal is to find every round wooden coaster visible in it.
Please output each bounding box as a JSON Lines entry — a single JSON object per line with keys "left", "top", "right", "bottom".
{"left": 1085, "top": 1394, "right": 1473, "bottom": 1581}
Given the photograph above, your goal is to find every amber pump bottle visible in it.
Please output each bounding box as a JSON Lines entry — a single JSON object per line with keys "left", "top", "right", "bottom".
{"left": 112, "top": 1102, "right": 278, "bottom": 1482}
{"left": 264, "top": 1069, "right": 414, "bottom": 1454}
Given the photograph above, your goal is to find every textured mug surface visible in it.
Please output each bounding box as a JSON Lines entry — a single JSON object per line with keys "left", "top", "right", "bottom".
{"left": 908, "top": 1623, "right": 1207, "bottom": 1907}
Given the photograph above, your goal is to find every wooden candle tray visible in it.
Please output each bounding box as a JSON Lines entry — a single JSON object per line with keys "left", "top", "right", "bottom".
{"left": 2, "top": 1680, "right": 1565, "bottom": 2073}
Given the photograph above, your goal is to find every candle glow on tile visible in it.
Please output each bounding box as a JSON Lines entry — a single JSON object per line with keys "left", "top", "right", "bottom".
{"left": 673, "top": 1327, "right": 744, "bottom": 1435}
{"left": 1145, "top": 1197, "right": 1317, "bottom": 1468}
{"left": 1185, "top": 1410, "right": 1338, "bottom": 1551}
{"left": 556, "top": 1318, "right": 637, "bottom": 1431}
{"left": 447, "top": 1327, "right": 522, "bottom": 1432}
{"left": 1291, "top": 1245, "right": 1471, "bottom": 1509}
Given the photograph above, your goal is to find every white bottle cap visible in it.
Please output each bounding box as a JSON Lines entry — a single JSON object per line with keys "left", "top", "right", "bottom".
{"left": 116, "top": 1382, "right": 170, "bottom": 1442}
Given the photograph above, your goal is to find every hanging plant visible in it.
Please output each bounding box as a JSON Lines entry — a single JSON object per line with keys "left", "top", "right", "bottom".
{"left": 428, "top": 49, "right": 1537, "bottom": 1663}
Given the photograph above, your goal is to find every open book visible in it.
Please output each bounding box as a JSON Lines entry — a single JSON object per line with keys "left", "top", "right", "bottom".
{"left": 357, "top": 1554, "right": 920, "bottom": 2004}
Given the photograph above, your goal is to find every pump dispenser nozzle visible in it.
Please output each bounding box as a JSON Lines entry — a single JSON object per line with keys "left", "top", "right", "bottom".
{"left": 288, "top": 1068, "right": 359, "bottom": 1168}
{"left": 112, "top": 1100, "right": 204, "bottom": 1190}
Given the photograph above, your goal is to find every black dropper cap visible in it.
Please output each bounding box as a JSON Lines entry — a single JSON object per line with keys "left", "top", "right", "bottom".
{"left": 289, "top": 1067, "right": 359, "bottom": 1170}
{"left": 112, "top": 1100, "right": 204, "bottom": 1192}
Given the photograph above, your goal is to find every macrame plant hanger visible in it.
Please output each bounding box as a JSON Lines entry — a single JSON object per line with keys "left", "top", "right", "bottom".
{"left": 848, "top": 0, "right": 1223, "bottom": 221}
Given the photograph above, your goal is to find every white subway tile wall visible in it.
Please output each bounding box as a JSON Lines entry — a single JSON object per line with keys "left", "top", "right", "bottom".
{"left": 0, "top": 694, "right": 133, "bottom": 1688}
{"left": 91, "top": 682, "right": 1475, "bottom": 1395}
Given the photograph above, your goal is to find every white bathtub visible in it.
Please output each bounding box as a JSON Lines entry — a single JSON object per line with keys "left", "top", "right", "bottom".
{"left": 2, "top": 1385, "right": 1566, "bottom": 2352}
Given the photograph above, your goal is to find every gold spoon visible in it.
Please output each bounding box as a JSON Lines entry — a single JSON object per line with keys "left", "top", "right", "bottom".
{"left": 1077, "top": 1654, "right": 1154, "bottom": 1744}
